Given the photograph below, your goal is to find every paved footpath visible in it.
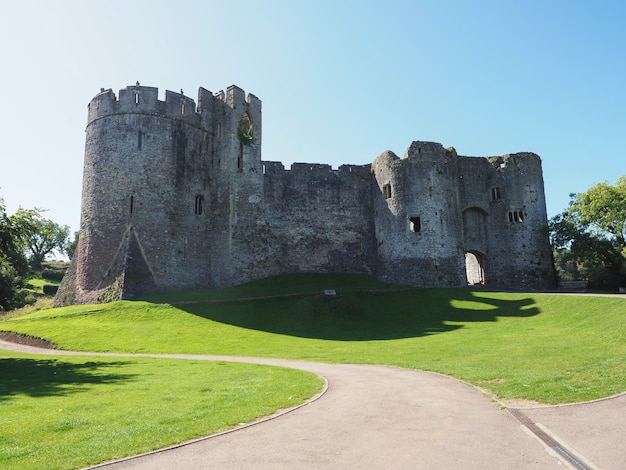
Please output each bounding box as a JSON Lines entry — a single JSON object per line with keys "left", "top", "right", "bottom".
{"left": 1, "top": 340, "right": 624, "bottom": 469}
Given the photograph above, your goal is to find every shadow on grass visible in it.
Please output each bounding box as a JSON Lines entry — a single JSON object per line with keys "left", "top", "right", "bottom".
{"left": 172, "top": 287, "right": 540, "bottom": 341}
{"left": 0, "top": 358, "right": 136, "bottom": 401}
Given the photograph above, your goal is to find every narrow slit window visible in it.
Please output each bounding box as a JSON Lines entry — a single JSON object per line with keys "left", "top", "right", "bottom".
{"left": 137, "top": 131, "right": 142, "bottom": 149}
{"left": 130, "top": 195, "right": 134, "bottom": 215}
{"left": 194, "top": 195, "right": 204, "bottom": 215}
{"left": 134, "top": 93, "right": 139, "bottom": 105}
{"left": 383, "top": 183, "right": 392, "bottom": 199}
{"left": 410, "top": 216, "right": 421, "bottom": 233}
{"left": 181, "top": 102, "right": 185, "bottom": 114}
{"left": 491, "top": 187, "right": 501, "bottom": 200}
{"left": 237, "top": 154, "right": 243, "bottom": 172}
{"left": 509, "top": 210, "right": 524, "bottom": 223}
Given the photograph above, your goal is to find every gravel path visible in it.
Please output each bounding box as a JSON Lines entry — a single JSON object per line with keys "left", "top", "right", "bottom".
{"left": 2, "top": 339, "right": 624, "bottom": 469}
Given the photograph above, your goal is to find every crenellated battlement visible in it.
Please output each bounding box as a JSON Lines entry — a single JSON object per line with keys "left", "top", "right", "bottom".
{"left": 87, "top": 85, "right": 200, "bottom": 126}
{"left": 261, "top": 161, "right": 370, "bottom": 179}
{"left": 87, "top": 84, "right": 261, "bottom": 130}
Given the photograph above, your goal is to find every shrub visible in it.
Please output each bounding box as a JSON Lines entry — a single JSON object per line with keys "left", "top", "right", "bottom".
{"left": 43, "top": 284, "right": 59, "bottom": 296}
{"left": 42, "top": 270, "right": 65, "bottom": 282}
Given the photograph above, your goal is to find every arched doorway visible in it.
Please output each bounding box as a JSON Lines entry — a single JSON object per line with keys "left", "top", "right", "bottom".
{"left": 465, "top": 251, "right": 486, "bottom": 286}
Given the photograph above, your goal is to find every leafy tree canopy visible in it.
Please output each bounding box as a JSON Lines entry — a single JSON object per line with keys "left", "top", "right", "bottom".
{"left": 66, "top": 231, "right": 79, "bottom": 260}
{"left": 0, "top": 199, "right": 30, "bottom": 310}
{"left": 549, "top": 177, "right": 626, "bottom": 289}
{"left": 568, "top": 176, "right": 626, "bottom": 248}
{"left": 11, "top": 207, "right": 70, "bottom": 269}
{"left": 0, "top": 197, "right": 71, "bottom": 310}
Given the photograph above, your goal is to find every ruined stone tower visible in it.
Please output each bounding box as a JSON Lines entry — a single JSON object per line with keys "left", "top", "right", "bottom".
{"left": 55, "top": 83, "right": 555, "bottom": 305}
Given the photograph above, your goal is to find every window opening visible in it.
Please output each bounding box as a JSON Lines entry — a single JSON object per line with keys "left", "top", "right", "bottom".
{"left": 194, "top": 195, "right": 204, "bottom": 215}
{"left": 237, "top": 154, "right": 243, "bottom": 172}
{"left": 134, "top": 93, "right": 139, "bottom": 105}
{"left": 383, "top": 183, "right": 392, "bottom": 199}
{"left": 137, "top": 131, "right": 142, "bottom": 149}
{"left": 509, "top": 210, "right": 524, "bottom": 223}
{"left": 409, "top": 216, "right": 421, "bottom": 233}
{"left": 130, "top": 195, "right": 134, "bottom": 215}
{"left": 491, "top": 187, "right": 501, "bottom": 200}
{"left": 181, "top": 102, "right": 185, "bottom": 114}
{"left": 217, "top": 122, "right": 222, "bottom": 137}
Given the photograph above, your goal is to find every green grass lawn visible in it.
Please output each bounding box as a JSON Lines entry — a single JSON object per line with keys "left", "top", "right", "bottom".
{"left": 0, "top": 350, "right": 322, "bottom": 470}
{"left": 1, "top": 273, "right": 625, "bottom": 468}
{"left": 3, "top": 273, "right": 624, "bottom": 405}
{"left": 24, "top": 265, "right": 65, "bottom": 295}
{"left": 24, "top": 276, "right": 52, "bottom": 294}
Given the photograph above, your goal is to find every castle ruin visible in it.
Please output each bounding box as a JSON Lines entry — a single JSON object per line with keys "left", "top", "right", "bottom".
{"left": 55, "top": 84, "right": 556, "bottom": 305}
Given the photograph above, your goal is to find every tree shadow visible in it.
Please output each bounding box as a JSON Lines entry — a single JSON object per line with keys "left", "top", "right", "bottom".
{"left": 170, "top": 287, "right": 541, "bottom": 341}
{"left": 0, "top": 358, "right": 137, "bottom": 401}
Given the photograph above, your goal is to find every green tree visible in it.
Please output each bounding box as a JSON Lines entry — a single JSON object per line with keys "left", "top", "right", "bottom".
{"left": 569, "top": 176, "right": 626, "bottom": 249}
{"left": 12, "top": 208, "right": 70, "bottom": 270}
{"left": 549, "top": 178, "right": 626, "bottom": 289}
{"left": 0, "top": 200, "right": 30, "bottom": 310}
{"left": 66, "top": 231, "right": 79, "bottom": 260}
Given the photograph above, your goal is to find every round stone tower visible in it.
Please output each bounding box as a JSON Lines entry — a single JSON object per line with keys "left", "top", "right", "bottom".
{"left": 56, "top": 84, "right": 262, "bottom": 305}
{"left": 372, "top": 142, "right": 467, "bottom": 287}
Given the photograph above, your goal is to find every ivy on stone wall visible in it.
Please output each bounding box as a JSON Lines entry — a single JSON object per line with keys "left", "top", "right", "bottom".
{"left": 237, "top": 123, "right": 254, "bottom": 145}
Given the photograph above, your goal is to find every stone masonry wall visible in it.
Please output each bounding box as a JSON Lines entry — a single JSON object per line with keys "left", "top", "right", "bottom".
{"left": 458, "top": 153, "right": 554, "bottom": 289}
{"left": 55, "top": 84, "right": 556, "bottom": 306}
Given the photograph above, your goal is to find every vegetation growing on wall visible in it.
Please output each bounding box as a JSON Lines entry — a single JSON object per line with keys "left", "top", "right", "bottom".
{"left": 237, "top": 122, "right": 254, "bottom": 145}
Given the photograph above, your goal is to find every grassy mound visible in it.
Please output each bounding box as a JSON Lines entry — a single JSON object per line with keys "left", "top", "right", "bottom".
{"left": 2, "top": 273, "right": 625, "bottom": 404}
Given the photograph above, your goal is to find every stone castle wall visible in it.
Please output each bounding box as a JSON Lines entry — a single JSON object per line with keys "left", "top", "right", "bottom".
{"left": 55, "top": 84, "right": 555, "bottom": 306}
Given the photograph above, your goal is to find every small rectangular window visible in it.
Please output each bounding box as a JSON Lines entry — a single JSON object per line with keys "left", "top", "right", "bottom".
{"left": 383, "top": 183, "right": 392, "bottom": 199}
{"left": 194, "top": 195, "right": 204, "bottom": 215}
{"left": 410, "top": 216, "right": 421, "bottom": 233}
{"left": 509, "top": 210, "right": 524, "bottom": 223}
{"left": 130, "top": 195, "right": 134, "bottom": 215}
{"left": 491, "top": 187, "right": 501, "bottom": 200}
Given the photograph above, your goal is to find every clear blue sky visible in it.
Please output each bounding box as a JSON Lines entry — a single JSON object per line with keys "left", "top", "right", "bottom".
{"left": 1, "top": 0, "right": 624, "bottom": 234}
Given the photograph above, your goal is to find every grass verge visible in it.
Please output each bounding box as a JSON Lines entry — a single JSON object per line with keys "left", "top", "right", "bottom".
{"left": 0, "top": 350, "right": 322, "bottom": 470}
